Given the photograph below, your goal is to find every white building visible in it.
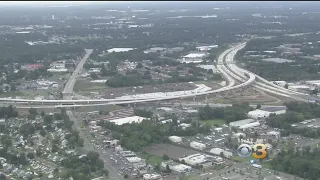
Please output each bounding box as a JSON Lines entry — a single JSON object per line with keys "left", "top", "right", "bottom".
{"left": 109, "top": 116, "right": 145, "bottom": 125}
{"left": 196, "top": 45, "right": 218, "bottom": 51}
{"left": 89, "top": 68, "right": 101, "bottom": 73}
{"left": 169, "top": 136, "right": 182, "bottom": 143}
{"left": 179, "top": 153, "right": 215, "bottom": 166}
{"left": 47, "top": 68, "right": 68, "bottom": 72}
{"left": 181, "top": 53, "right": 208, "bottom": 63}
{"left": 107, "top": 48, "right": 135, "bottom": 53}
{"left": 143, "top": 174, "right": 163, "bottom": 180}
{"left": 239, "top": 122, "right": 261, "bottom": 130}
{"left": 233, "top": 132, "right": 246, "bottom": 139}
{"left": 179, "top": 123, "right": 191, "bottom": 130}
{"left": 229, "top": 119, "right": 255, "bottom": 127}
{"left": 190, "top": 141, "right": 206, "bottom": 150}
{"left": 161, "top": 160, "right": 192, "bottom": 173}
{"left": 209, "top": 148, "right": 233, "bottom": 158}
{"left": 247, "top": 109, "right": 271, "bottom": 119}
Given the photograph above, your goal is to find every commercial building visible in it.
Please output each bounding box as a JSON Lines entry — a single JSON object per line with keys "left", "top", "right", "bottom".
{"left": 233, "top": 133, "right": 246, "bottom": 139}
{"left": 209, "top": 148, "right": 233, "bottom": 158}
{"left": 196, "top": 45, "right": 218, "bottom": 51}
{"left": 179, "top": 153, "right": 215, "bottom": 167}
{"left": 161, "top": 160, "right": 192, "bottom": 173}
{"left": 261, "top": 106, "right": 287, "bottom": 115}
{"left": 109, "top": 116, "right": 145, "bottom": 125}
{"left": 168, "top": 136, "right": 182, "bottom": 143}
{"left": 247, "top": 108, "right": 285, "bottom": 119}
{"left": 239, "top": 122, "right": 261, "bottom": 130}
{"left": 190, "top": 141, "right": 206, "bottom": 150}
{"left": 181, "top": 52, "right": 208, "bottom": 63}
{"left": 107, "top": 48, "right": 135, "bottom": 53}
{"left": 229, "top": 119, "right": 255, "bottom": 127}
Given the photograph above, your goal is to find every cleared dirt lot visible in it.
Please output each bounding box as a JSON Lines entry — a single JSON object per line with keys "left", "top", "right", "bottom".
{"left": 143, "top": 143, "right": 200, "bottom": 160}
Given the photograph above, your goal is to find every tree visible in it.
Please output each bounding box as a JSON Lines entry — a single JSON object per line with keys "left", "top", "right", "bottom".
{"left": 256, "top": 104, "right": 261, "bottom": 109}
{"left": 0, "top": 173, "right": 6, "bottom": 180}
{"left": 136, "top": 62, "right": 143, "bottom": 68}
{"left": 220, "top": 152, "right": 225, "bottom": 158}
{"left": 19, "top": 152, "right": 28, "bottom": 165}
{"left": 44, "top": 114, "right": 53, "bottom": 125}
{"left": 40, "top": 130, "right": 46, "bottom": 137}
{"left": 27, "top": 152, "right": 35, "bottom": 159}
{"left": 166, "top": 164, "right": 172, "bottom": 173}
{"left": 41, "top": 110, "right": 45, "bottom": 118}
{"left": 124, "top": 174, "right": 129, "bottom": 179}
{"left": 90, "top": 73, "right": 99, "bottom": 80}
{"left": 207, "top": 69, "right": 213, "bottom": 74}
{"left": 29, "top": 108, "right": 37, "bottom": 116}
{"left": 284, "top": 83, "right": 289, "bottom": 89}
{"left": 162, "top": 154, "right": 170, "bottom": 160}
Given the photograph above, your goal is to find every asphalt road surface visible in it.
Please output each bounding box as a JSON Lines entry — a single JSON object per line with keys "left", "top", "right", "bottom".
{"left": 62, "top": 49, "right": 124, "bottom": 180}
{"left": 63, "top": 49, "right": 93, "bottom": 94}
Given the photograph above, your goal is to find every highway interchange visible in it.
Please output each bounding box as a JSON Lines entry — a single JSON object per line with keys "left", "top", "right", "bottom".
{"left": 0, "top": 41, "right": 314, "bottom": 108}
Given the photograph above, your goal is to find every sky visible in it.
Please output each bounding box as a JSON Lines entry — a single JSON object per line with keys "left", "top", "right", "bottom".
{"left": 0, "top": 1, "right": 127, "bottom": 6}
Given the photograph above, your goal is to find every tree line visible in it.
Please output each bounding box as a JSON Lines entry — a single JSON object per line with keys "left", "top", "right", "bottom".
{"left": 97, "top": 119, "right": 210, "bottom": 152}
{"left": 198, "top": 103, "right": 252, "bottom": 124}
{"left": 271, "top": 146, "right": 320, "bottom": 180}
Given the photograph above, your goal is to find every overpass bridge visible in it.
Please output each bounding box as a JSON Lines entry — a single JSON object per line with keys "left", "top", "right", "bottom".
{"left": 0, "top": 42, "right": 314, "bottom": 108}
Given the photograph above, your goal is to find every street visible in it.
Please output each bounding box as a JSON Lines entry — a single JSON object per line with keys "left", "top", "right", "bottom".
{"left": 62, "top": 48, "right": 124, "bottom": 180}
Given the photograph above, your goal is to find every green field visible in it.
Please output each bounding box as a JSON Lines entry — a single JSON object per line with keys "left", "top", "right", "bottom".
{"left": 146, "top": 155, "right": 163, "bottom": 165}
{"left": 201, "top": 119, "right": 226, "bottom": 126}
{"left": 74, "top": 79, "right": 106, "bottom": 92}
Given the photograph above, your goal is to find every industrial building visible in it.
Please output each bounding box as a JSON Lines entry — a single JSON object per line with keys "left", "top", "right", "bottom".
{"left": 233, "top": 132, "right": 246, "bottom": 139}
{"left": 181, "top": 52, "right": 208, "bottom": 63}
{"left": 161, "top": 160, "right": 192, "bottom": 173}
{"left": 239, "top": 122, "right": 261, "bottom": 130}
{"left": 109, "top": 116, "right": 145, "bottom": 125}
{"left": 168, "top": 136, "right": 182, "bottom": 143}
{"left": 209, "top": 148, "right": 233, "bottom": 158}
{"left": 190, "top": 141, "right": 206, "bottom": 150}
{"left": 196, "top": 45, "right": 218, "bottom": 51}
{"left": 261, "top": 106, "right": 287, "bottom": 114}
{"left": 107, "top": 48, "right": 135, "bottom": 53}
{"left": 179, "top": 153, "right": 215, "bottom": 167}
{"left": 247, "top": 106, "right": 286, "bottom": 119}
{"left": 229, "top": 119, "right": 255, "bottom": 127}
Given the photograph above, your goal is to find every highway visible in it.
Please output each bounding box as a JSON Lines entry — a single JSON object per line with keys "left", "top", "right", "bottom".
{"left": 63, "top": 49, "right": 93, "bottom": 94}
{"left": 0, "top": 42, "right": 314, "bottom": 107}
{"left": 61, "top": 49, "right": 124, "bottom": 180}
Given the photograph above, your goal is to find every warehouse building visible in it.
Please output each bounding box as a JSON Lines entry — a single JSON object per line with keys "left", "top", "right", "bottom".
{"left": 229, "top": 119, "right": 255, "bottom": 127}
{"left": 209, "top": 148, "right": 233, "bottom": 158}
{"left": 179, "top": 153, "right": 215, "bottom": 167}
{"left": 168, "top": 136, "right": 182, "bottom": 143}
{"left": 248, "top": 107, "right": 287, "bottom": 119}
{"left": 161, "top": 160, "right": 192, "bottom": 173}
{"left": 239, "top": 122, "right": 261, "bottom": 130}
{"left": 190, "top": 141, "right": 206, "bottom": 150}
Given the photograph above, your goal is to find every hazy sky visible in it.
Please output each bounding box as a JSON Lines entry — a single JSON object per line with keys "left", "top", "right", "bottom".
{"left": 0, "top": 1, "right": 127, "bottom": 6}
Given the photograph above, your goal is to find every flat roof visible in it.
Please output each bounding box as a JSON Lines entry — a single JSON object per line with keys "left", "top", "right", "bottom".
{"left": 261, "top": 106, "right": 287, "bottom": 112}
{"left": 229, "top": 119, "right": 255, "bottom": 127}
